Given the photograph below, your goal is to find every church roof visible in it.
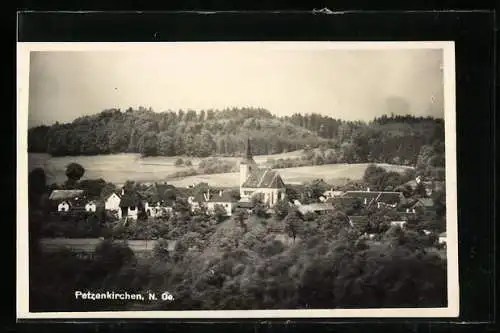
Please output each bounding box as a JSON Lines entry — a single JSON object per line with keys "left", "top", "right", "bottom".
{"left": 242, "top": 168, "right": 286, "bottom": 189}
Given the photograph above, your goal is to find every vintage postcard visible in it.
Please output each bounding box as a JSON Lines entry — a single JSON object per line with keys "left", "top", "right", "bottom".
{"left": 17, "top": 41, "right": 458, "bottom": 319}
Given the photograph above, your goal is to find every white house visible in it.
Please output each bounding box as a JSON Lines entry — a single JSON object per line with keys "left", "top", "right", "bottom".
{"left": 239, "top": 138, "right": 286, "bottom": 207}
{"left": 58, "top": 201, "right": 70, "bottom": 212}
{"left": 85, "top": 201, "right": 97, "bottom": 212}
{"left": 323, "top": 189, "right": 344, "bottom": 199}
{"left": 105, "top": 192, "right": 121, "bottom": 210}
{"left": 104, "top": 192, "right": 122, "bottom": 219}
{"left": 49, "top": 189, "right": 86, "bottom": 213}
{"left": 205, "top": 190, "right": 237, "bottom": 216}
{"left": 390, "top": 221, "right": 407, "bottom": 229}
{"left": 145, "top": 201, "right": 173, "bottom": 218}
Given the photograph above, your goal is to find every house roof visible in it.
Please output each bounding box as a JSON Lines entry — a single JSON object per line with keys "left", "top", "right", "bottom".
{"left": 106, "top": 192, "right": 122, "bottom": 199}
{"left": 242, "top": 168, "right": 286, "bottom": 189}
{"left": 119, "top": 191, "right": 141, "bottom": 208}
{"left": 49, "top": 190, "right": 85, "bottom": 201}
{"left": 297, "top": 203, "right": 334, "bottom": 215}
{"left": 348, "top": 216, "right": 370, "bottom": 230}
{"left": 439, "top": 232, "right": 447, "bottom": 237}
{"left": 237, "top": 201, "right": 254, "bottom": 209}
{"left": 207, "top": 191, "right": 237, "bottom": 203}
{"left": 342, "top": 191, "right": 402, "bottom": 205}
{"left": 142, "top": 183, "right": 175, "bottom": 205}
{"left": 413, "top": 198, "right": 435, "bottom": 208}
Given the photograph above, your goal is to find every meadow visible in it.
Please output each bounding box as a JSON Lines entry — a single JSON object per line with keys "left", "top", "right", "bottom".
{"left": 28, "top": 152, "right": 413, "bottom": 187}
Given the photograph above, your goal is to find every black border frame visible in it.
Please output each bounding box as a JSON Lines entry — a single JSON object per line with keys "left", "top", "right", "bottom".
{"left": 13, "top": 10, "right": 496, "bottom": 331}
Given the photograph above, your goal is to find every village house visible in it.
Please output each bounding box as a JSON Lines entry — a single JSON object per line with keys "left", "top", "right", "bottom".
{"left": 297, "top": 202, "right": 335, "bottom": 217}
{"left": 342, "top": 189, "right": 404, "bottom": 209}
{"left": 104, "top": 192, "right": 123, "bottom": 218}
{"left": 205, "top": 190, "right": 238, "bottom": 216}
{"left": 85, "top": 200, "right": 97, "bottom": 212}
{"left": 347, "top": 215, "right": 370, "bottom": 231}
{"left": 188, "top": 189, "right": 238, "bottom": 216}
{"left": 322, "top": 188, "right": 344, "bottom": 199}
{"left": 239, "top": 138, "right": 286, "bottom": 208}
{"left": 49, "top": 189, "right": 87, "bottom": 213}
{"left": 118, "top": 189, "right": 144, "bottom": 220}
{"left": 142, "top": 183, "right": 175, "bottom": 217}
{"left": 409, "top": 198, "right": 435, "bottom": 212}
{"left": 390, "top": 220, "right": 407, "bottom": 229}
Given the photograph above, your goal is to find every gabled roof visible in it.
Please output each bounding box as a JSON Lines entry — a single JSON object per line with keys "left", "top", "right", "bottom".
{"left": 412, "top": 198, "right": 435, "bottom": 208}
{"left": 348, "top": 215, "right": 370, "bottom": 230}
{"left": 242, "top": 168, "right": 286, "bottom": 189}
{"left": 49, "top": 190, "right": 85, "bottom": 201}
{"left": 106, "top": 192, "right": 122, "bottom": 199}
{"left": 342, "top": 191, "right": 402, "bottom": 205}
{"left": 207, "top": 191, "right": 237, "bottom": 203}
{"left": 119, "top": 191, "right": 141, "bottom": 208}
{"left": 297, "top": 203, "right": 334, "bottom": 215}
{"left": 237, "top": 201, "right": 254, "bottom": 209}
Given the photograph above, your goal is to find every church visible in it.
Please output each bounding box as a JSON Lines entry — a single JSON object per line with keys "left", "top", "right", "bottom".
{"left": 239, "top": 138, "right": 286, "bottom": 207}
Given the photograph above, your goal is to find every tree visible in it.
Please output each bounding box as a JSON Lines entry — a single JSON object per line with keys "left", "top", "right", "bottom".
{"left": 284, "top": 213, "right": 301, "bottom": 242}
{"left": 273, "top": 199, "right": 290, "bottom": 220}
{"left": 234, "top": 208, "right": 248, "bottom": 233}
{"left": 65, "top": 163, "right": 85, "bottom": 186}
{"left": 251, "top": 195, "right": 267, "bottom": 218}
{"left": 29, "top": 168, "right": 47, "bottom": 208}
{"left": 213, "top": 204, "right": 227, "bottom": 223}
{"left": 153, "top": 238, "right": 170, "bottom": 260}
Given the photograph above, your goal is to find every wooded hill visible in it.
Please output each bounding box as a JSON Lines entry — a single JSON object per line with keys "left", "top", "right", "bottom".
{"left": 28, "top": 107, "right": 445, "bottom": 167}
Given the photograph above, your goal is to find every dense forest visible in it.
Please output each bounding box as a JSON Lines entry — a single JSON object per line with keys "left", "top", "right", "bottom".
{"left": 28, "top": 107, "right": 445, "bottom": 169}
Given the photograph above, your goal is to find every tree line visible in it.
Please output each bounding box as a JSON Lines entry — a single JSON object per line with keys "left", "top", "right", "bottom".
{"left": 28, "top": 107, "right": 445, "bottom": 166}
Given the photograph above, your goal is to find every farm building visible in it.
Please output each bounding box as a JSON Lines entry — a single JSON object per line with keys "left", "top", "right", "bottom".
{"left": 205, "top": 190, "right": 238, "bottom": 216}
{"left": 188, "top": 189, "right": 238, "bottom": 216}
{"left": 141, "top": 183, "right": 175, "bottom": 217}
{"left": 118, "top": 189, "right": 144, "bottom": 220}
{"left": 297, "top": 203, "right": 335, "bottom": 216}
{"left": 239, "top": 138, "right": 286, "bottom": 208}
{"left": 390, "top": 220, "right": 407, "bottom": 229}
{"left": 49, "top": 189, "right": 87, "bottom": 213}
{"left": 342, "top": 190, "right": 404, "bottom": 208}
{"left": 348, "top": 215, "right": 370, "bottom": 231}
{"left": 410, "top": 198, "right": 435, "bottom": 211}
{"left": 322, "top": 189, "right": 344, "bottom": 199}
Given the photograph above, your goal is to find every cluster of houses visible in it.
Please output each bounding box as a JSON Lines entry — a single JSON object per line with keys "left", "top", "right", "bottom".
{"left": 46, "top": 138, "right": 446, "bottom": 245}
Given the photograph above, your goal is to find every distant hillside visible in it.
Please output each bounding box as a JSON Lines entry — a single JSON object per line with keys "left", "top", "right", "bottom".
{"left": 28, "top": 107, "right": 445, "bottom": 169}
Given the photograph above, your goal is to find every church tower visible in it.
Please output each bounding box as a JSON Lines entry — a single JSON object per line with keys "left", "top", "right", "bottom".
{"left": 240, "top": 137, "right": 256, "bottom": 188}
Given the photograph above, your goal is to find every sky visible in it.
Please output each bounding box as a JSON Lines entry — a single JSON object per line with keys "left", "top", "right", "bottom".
{"left": 27, "top": 44, "right": 445, "bottom": 128}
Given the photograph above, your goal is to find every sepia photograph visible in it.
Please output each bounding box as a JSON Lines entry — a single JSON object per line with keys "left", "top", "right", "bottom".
{"left": 17, "top": 41, "right": 458, "bottom": 319}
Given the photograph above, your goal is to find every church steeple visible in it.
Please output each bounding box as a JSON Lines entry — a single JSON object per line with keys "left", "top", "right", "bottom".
{"left": 241, "top": 137, "right": 256, "bottom": 165}
{"left": 245, "top": 137, "right": 253, "bottom": 159}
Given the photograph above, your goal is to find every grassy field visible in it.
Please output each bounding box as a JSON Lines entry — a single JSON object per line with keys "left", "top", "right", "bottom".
{"left": 29, "top": 152, "right": 412, "bottom": 187}
{"left": 168, "top": 163, "right": 413, "bottom": 187}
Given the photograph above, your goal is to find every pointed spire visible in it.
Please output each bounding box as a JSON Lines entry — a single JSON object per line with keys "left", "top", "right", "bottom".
{"left": 246, "top": 137, "right": 253, "bottom": 159}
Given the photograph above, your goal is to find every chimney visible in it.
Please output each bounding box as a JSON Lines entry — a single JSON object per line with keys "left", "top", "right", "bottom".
{"left": 121, "top": 188, "right": 125, "bottom": 196}
{"left": 219, "top": 190, "right": 223, "bottom": 196}
{"left": 366, "top": 187, "right": 370, "bottom": 192}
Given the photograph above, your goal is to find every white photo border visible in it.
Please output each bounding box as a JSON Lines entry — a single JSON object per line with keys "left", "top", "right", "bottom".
{"left": 16, "top": 41, "right": 458, "bottom": 319}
